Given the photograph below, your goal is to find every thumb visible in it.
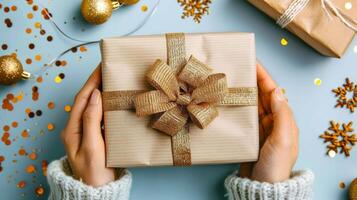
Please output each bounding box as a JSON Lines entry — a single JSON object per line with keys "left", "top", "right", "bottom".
{"left": 270, "top": 88, "right": 293, "bottom": 139}
{"left": 82, "top": 89, "right": 103, "bottom": 149}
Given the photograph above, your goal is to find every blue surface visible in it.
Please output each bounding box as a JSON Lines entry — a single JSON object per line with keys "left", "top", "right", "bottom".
{"left": 1, "top": 0, "right": 356, "bottom": 199}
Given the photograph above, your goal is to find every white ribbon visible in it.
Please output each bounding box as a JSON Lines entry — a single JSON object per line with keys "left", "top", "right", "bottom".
{"left": 277, "top": 0, "right": 357, "bottom": 32}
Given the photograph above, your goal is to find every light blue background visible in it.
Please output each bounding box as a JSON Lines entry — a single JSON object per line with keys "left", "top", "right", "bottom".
{"left": 0, "top": 0, "right": 356, "bottom": 199}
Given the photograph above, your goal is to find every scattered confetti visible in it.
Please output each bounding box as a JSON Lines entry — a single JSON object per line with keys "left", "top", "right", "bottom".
{"left": 64, "top": 105, "right": 72, "bottom": 112}
{"left": 17, "top": 180, "right": 26, "bottom": 188}
{"left": 47, "top": 123, "right": 54, "bottom": 131}
{"left": 4, "top": 18, "right": 13, "bottom": 28}
{"left": 34, "top": 54, "right": 42, "bottom": 61}
{"left": 79, "top": 46, "right": 87, "bottom": 52}
{"left": 21, "top": 130, "right": 29, "bottom": 138}
{"left": 280, "top": 38, "right": 288, "bottom": 46}
{"left": 48, "top": 102, "right": 55, "bottom": 109}
{"left": 345, "top": 2, "right": 352, "bottom": 10}
{"left": 28, "top": 152, "right": 37, "bottom": 160}
{"left": 35, "top": 185, "right": 45, "bottom": 196}
{"left": 41, "top": 160, "right": 48, "bottom": 176}
{"left": 54, "top": 76, "right": 62, "bottom": 83}
{"left": 47, "top": 35, "right": 53, "bottom": 42}
{"left": 314, "top": 78, "right": 322, "bottom": 86}
{"left": 25, "top": 28, "right": 32, "bottom": 34}
{"left": 34, "top": 22, "right": 41, "bottom": 29}
{"left": 32, "top": 86, "right": 39, "bottom": 101}
{"left": 141, "top": 5, "right": 148, "bottom": 12}
{"left": 2, "top": 44, "right": 8, "bottom": 50}
{"left": 35, "top": 110, "right": 42, "bottom": 116}
{"left": 26, "top": 164, "right": 36, "bottom": 173}
{"left": 18, "top": 148, "right": 27, "bottom": 156}
{"left": 320, "top": 121, "right": 357, "bottom": 157}
{"left": 332, "top": 78, "right": 357, "bottom": 113}
{"left": 328, "top": 149, "right": 336, "bottom": 158}
{"left": 36, "top": 76, "right": 43, "bottom": 83}
{"left": 26, "top": 58, "right": 32, "bottom": 64}
{"left": 178, "top": 0, "right": 211, "bottom": 23}
{"left": 27, "top": 12, "right": 34, "bottom": 19}
{"left": 3, "top": 125, "right": 10, "bottom": 132}
{"left": 11, "top": 121, "right": 18, "bottom": 128}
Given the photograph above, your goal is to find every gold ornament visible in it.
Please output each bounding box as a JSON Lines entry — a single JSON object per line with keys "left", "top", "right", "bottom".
{"left": 350, "top": 178, "right": 357, "bottom": 200}
{"left": 0, "top": 55, "right": 31, "bottom": 85}
{"left": 81, "top": 0, "right": 114, "bottom": 25}
{"left": 81, "top": 0, "right": 140, "bottom": 25}
{"left": 118, "top": 0, "right": 140, "bottom": 5}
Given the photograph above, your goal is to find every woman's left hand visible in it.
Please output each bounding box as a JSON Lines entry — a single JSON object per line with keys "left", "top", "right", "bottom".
{"left": 60, "top": 65, "right": 116, "bottom": 187}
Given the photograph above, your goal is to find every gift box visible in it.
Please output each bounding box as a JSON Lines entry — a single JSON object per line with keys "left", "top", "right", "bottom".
{"left": 248, "top": 0, "right": 356, "bottom": 58}
{"left": 100, "top": 32, "right": 259, "bottom": 168}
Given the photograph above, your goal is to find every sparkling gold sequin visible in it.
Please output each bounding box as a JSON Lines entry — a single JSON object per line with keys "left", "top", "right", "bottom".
{"left": 281, "top": 38, "right": 288, "bottom": 46}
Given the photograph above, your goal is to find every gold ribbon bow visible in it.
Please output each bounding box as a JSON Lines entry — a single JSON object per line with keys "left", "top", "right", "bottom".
{"left": 103, "top": 33, "right": 257, "bottom": 166}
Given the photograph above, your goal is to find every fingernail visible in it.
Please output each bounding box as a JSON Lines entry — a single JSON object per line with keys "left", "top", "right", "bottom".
{"left": 274, "top": 87, "right": 285, "bottom": 101}
{"left": 90, "top": 89, "right": 100, "bottom": 105}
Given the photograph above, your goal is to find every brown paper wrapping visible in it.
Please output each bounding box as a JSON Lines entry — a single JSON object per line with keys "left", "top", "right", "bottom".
{"left": 100, "top": 32, "right": 259, "bottom": 168}
{"left": 248, "top": 0, "right": 356, "bottom": 58}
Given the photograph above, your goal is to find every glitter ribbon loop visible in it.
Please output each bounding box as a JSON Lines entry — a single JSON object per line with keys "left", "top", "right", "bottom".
{"left": 102, "top": 33, "right": 258, "bottom": 166}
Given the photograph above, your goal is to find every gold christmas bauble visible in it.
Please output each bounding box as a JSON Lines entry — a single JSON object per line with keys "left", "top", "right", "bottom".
{"left": 0, "top": 55, "right": 30, "bottom": 85}
{"left": 81, "top": 0, "right": 113, "bottom": 25}
{"left": 118, "top": 0, "right": 140, "bottom": 5}
{"left": 350, "top": 178, "right": 357, "bottom": 200}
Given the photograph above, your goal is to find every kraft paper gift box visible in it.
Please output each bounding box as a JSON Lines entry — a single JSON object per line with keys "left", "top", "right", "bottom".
{"left": 248, "top": 0, "right": 356, "bottom": 58}
{"left": 100, "top": 32, "right": 259, "bottom": 168}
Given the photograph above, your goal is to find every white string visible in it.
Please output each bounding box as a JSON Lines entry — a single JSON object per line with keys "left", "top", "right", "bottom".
{"left": 32, "top": 0, "right": 160, "bottom": 77}
{"left": 276, "top": 0, "right": 310, "bottom": 28}
{"left": 322, "top": 0, "right": 357, "bottom": 32}
{"left": 277, "top": 0, "right": 357, "bottom": 31}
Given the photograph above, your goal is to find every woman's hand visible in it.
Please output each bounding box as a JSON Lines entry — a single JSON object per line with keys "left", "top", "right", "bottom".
{"left": 240, "top": 63, "right": 299, "bottom": 183}
{"left": 60, "top": 66, "right": 116, "bottom": 187}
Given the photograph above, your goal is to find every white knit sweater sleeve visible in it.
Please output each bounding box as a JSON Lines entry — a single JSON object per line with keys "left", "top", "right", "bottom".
{"left": 225, "top": 170, "right": 314, "bottom": 200}
{"left": 47, "top": 157, "right": 132, "bottom": 200}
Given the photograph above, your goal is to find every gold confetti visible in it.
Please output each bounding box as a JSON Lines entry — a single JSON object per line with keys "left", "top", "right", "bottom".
{"left": 64, "top": 105, "right": 71, "bottom": 112}
{"left": 34, "top": 55, "right": 42, "bottom": 61}
{"left": 34, "top": 22, "right": 41, "bottom": 29}
{"left": 26, "top": 165, "right": 36, "bottom": 173}
{"left": 314, "top": 78, "right": 322, "bottom": 86}
{"left": 25, "top": 28, "right": 32, "bottom": 34}
{"left": 345, "top": 2, "right": 352, "bottom": 10}
{"left": 141, "top": 5, "right": 148, "bottom": 12}
{"left": 47, "top": 123, "right": 54, "bottom": 131}
{"left": 35, "top": 185, "right": 45, "bottom": 196}
{"left": 280, "top": 38, "right": 288, "bottom": 46}
{"left": 328, "top": 149, "right": 336, "bottom": 158}
{"left": 339, "top": 181, "right": 346, "bottom": 189}
{"left": 54, "top": 76, "right": 62, "bottom": 83}
{"left": 48, "top": 102, "right": 55, "bottom": 109}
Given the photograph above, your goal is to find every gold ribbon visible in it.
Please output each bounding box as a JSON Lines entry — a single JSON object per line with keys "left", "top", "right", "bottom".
{"left": 102, "top": 33, "right": 258, "bottom": 166}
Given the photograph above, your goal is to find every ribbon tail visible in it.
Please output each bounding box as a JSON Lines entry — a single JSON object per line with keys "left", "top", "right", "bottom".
{"left": 171, "top": 125, "right": 191, "bottom": 166}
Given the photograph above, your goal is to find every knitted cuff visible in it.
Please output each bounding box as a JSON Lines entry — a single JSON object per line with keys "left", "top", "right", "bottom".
{"left": 47, "top": 157, "right": 132, "bottom": 200}
{"left": 225, "top": 170, "right": 314, "bottom": 200}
